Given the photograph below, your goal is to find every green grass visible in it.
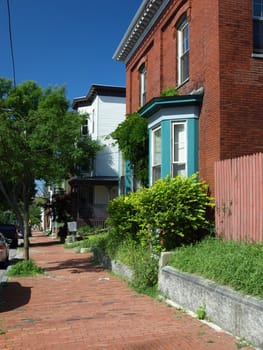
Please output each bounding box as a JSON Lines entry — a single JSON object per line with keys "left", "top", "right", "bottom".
{"left": 64, "top": 233, "right": 108, "bottom": 251}
{"left": 168, "top": 237, "right": 263, "bottom": 299}
{"left": 7, "top": 259, "right": 44, "bottom": 277}
{"left": 114, "top": 239, "right": 159, "bottom": 296}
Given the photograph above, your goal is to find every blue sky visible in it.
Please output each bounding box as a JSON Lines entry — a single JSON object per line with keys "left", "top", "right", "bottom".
{"left": 0, "top": 0, "right": 142, "bottom": 104}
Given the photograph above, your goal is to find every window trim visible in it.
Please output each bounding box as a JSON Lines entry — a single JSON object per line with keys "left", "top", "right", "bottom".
{"left": 139, "top": 63, "right": 147, "bottom": 106}
{"left": 172, "top": 121, "right": 187, "bottom": 177}
{"left": 177, "top": 16, "right": 189, "bottom": 85}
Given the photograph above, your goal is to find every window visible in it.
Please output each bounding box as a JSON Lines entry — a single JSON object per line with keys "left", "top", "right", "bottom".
{"left": 177, "top": 17, "right": 189, "bottom": 84}
{"left": 82, "top": 118, "right": 88, "bottom": 135}
{"left": 172, "top": 122, "right": 186, "bottom": 177}
{"left": 253, "top": 0, "right": 263, "bottom": 54}
{"left": 139, "top": 63, "right": 147, "bottom": 106}
{"left": 152, "top": 127, "right": 161, "bottom": 183}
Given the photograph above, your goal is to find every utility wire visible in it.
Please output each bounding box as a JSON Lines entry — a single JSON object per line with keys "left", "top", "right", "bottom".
{"left": 6, "top": 0, "right": 16, "bottom": 87}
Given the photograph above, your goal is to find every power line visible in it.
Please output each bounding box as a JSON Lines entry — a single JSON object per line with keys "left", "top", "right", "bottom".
{"left": 6, "top": 0, "right": 16, "bottom": 87}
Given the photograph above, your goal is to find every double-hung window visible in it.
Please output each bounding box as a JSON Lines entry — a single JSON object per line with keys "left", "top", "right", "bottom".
{"left": 152, "top": 127, "right": 161, "bottom": 183}
{"left": 82, "top": 118, "right": 88, "bottom": 135}
{"left": 253, "top": 0, "right": 263, "bottom": 55}
{"left": 172, "top": 122, "right": 186, "bottom": 177}
{"left": 139, "top": 63, "right": 147, "bottom": 106}
{"left": 177, "top": 17, "right": 189, "bottom": 85}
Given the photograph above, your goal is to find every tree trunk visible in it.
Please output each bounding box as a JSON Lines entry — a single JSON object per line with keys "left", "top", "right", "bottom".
{"left": 23, "top": 186, "right": 30, "bottom": 260}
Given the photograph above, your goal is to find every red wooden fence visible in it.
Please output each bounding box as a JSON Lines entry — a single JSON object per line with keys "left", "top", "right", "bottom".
{"left": 214, "top": 153, "right": 263, "bottom": 242}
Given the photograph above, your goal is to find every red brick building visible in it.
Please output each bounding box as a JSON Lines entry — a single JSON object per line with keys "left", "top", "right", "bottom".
{"left": 113, "top": 0, "right": 263, "bottom": 194}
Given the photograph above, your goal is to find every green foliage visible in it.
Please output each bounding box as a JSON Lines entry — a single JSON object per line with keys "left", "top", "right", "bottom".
{"left": 196, "top": 304, "right": 206, "bottom": 320}
{"left": 106, "top": 195, "right": 140, "bottom": 256}
{"left": 160, "top": 87, "right": 178, "bottom": 97}
{"left": 110, "top": 112, "right": 148, "bottom": 186}
{"left": 95, "top": 236, "right": 158, "bottom": 295}
{"left": 77, "top": 225, "right": 103, "bottom": 237}
{"left": 0, "top": 77, "right": 101, "bottom": 258}
{"left": 107, "top": 174, "right": 213, "bottom": 254}
{"left": 64, "top": 233, "right": 108, "bottom": 251}
{"left": 236, "top": 337, "right": 253, "bottom": 349}
{"left": 138, "top": 174, "right": 213, "bottom": 251}
{"left": 168, "top": 237, "right": 263, "bottom": 299}
{"left": 29, "top": 199, "right": 42, "bottom": 226}
{"left": 128, "top": 244, "right": 159, "bottom": 293}
{"left": 7, "top": 259, "right": 44, "bottom": 277}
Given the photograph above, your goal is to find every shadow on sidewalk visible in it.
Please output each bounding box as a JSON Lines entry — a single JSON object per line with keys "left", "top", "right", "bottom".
{"left": 44, "top": 255, "right": 105, "bottom": 274}
{"left": 29, "top": 240, "right": 61, "bottom": 248}
{"left": 0, "top": 282, "right": 31, "bottom": 312}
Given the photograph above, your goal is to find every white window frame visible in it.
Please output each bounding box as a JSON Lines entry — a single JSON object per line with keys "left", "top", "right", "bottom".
{"left": 172, "top": 121, "right": 187, "bottom": 177}
{"left": 139, "top": 63, "right": 147, "bottom": 106}
{"left": 253, "top": 0, "right": 263, "bottom": 55}
{"left": 177, "top": 17, "right": 189, "bottom": 85}
{"left": 82, "top": 118, "right": 88, "bottom": 135}
{"left": 152, "top": 126, "right": 161, "bottom": 183}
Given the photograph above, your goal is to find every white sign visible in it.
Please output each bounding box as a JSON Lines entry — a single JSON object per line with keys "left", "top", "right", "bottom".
{"left": 67, "top": 221, "right": 77, "bottom": 232}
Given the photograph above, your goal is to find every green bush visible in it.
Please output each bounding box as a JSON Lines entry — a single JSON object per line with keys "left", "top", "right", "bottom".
{"left": 106, "top": 194, "right": 140, "bottom": 254}
{"left": 107, "top": 173, "right": 213, "bottom": 254}
{"left": 160, "top": 86, "right": 178, "bottom": 97}
{"left": 130, "top": 247, "right": 159, "bottom": 293}
{"left": 64, "top": 233, "right": 108, "bottom": 251}
{"left": 137, "top": 174, "right": 214, "bottom": 251}
{"left": 114, "top": 239, "right": 159, "bottom": 294}
{"left": 7, "top": 259, "right": 44, "bottom": 277}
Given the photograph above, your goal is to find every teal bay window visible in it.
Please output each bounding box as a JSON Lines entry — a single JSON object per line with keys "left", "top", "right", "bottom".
{"left": 139, "top": 95, "right": 202, "bottom": 187}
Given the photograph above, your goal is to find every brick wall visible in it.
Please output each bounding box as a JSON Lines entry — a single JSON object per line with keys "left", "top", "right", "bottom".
{"left": 125, "top": 0, "right": 263, "bottom": 193}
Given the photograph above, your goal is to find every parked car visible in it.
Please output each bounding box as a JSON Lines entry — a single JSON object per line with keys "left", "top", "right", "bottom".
{"left": 0, "top": 233, "right": 10, "bottom": 268}
{"left": 0, "top": 224, "right": 18, "bottom": 248}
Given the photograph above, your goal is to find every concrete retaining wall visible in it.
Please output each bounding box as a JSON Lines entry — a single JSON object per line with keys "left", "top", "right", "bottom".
{"left": 158, "top": 264, "right": 263, "bottom": 349}
{"left": 95, "top": 250, "right": 263, "bottom": 349}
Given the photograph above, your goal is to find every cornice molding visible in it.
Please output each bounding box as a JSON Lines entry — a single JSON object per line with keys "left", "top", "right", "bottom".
{"left": 113, "top": 0, "right": 170, "bottom": 64}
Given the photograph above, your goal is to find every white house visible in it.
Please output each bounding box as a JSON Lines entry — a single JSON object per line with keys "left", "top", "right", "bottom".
{"left": 71, "top": 85, "right": 126, "bottom": 227}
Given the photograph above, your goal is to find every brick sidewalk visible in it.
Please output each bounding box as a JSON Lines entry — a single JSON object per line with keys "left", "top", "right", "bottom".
{"left": 0, "top": 231, "right": 254, "bottom": 350}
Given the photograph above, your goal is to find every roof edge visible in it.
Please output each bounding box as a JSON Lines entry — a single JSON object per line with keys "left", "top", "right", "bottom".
{"left": 113, "top": 0, "right": 169, "bottom": 64}
{"left": 138, "top": 95, "right": 203, "bottom": 118}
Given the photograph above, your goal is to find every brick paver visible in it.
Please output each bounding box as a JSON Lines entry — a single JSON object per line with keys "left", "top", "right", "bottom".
{"left": 0, "top": 231, "right": 254, "bottom": 350}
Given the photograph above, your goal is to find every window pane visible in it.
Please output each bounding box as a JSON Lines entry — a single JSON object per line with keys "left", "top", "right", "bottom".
{"left": 180, "top": 51, "right": 189, "bottom": 83}
{"left": 173, "top": 123, "right": 186, "bottom": 177}
{"left": 139, "top": 64, "right": 147, "bottom": 106}
{"left": 183, "top": 23, "right": 189, "bottom": 51}
{"left": 178, "top": 17, "right": 189, "bottom": 84}
{"left": 173, "top": 163, "right": 186, "bottom": 177}
{"left": 173, "top": 124, "right": 185, "bottom": 162}
{"left": 152, "top": 165, "right": 161, "bottom": 183}
{"left": 253, "top": 0, "right": 263, "bottom": 17}
{"left": 153, "top": 128, "right": 161, "bottom": 165}
{"left": 253, "top": 20, "right": 263, "bottom": 53}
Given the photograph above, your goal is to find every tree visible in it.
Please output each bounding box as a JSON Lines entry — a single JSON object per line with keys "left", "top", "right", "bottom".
{"left": 110, "top": 112, "right": 148, "bottom": 187}
{"left": 0, "top": 78, "right": 101, "bottom": 259}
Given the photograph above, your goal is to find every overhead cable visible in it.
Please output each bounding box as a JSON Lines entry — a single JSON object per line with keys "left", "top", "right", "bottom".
{"left": 7, "top": 0, "right": 16, "bottom": 87}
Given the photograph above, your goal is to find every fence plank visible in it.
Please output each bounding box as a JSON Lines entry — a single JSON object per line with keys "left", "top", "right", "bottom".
{"left": 215, "top": 153, "right": 263, "bottom": 242}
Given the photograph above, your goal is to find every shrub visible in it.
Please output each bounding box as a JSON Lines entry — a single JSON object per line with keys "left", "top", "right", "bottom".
{"left": 106, "top": 194, "right": 140, "bottom": 254}
{"left": 136, "top": 174, "right": 214, "bottom": 251}
{"left": 110, "top": 112, "right": 149, "bottom": 186}
{"left": 107, "top": 174, "right": 213, "bottom": 254}
{"left": 114, "top": 239, "right": 159, "bottom": 294}
{"left": 160, "top": 86, "right": 178, "bottom": 97}
{"left": 130, "top": 246, "right": 159, "bottom": 293}
{"left": 7, "top": 259, "right": 44, "bottom": 277}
